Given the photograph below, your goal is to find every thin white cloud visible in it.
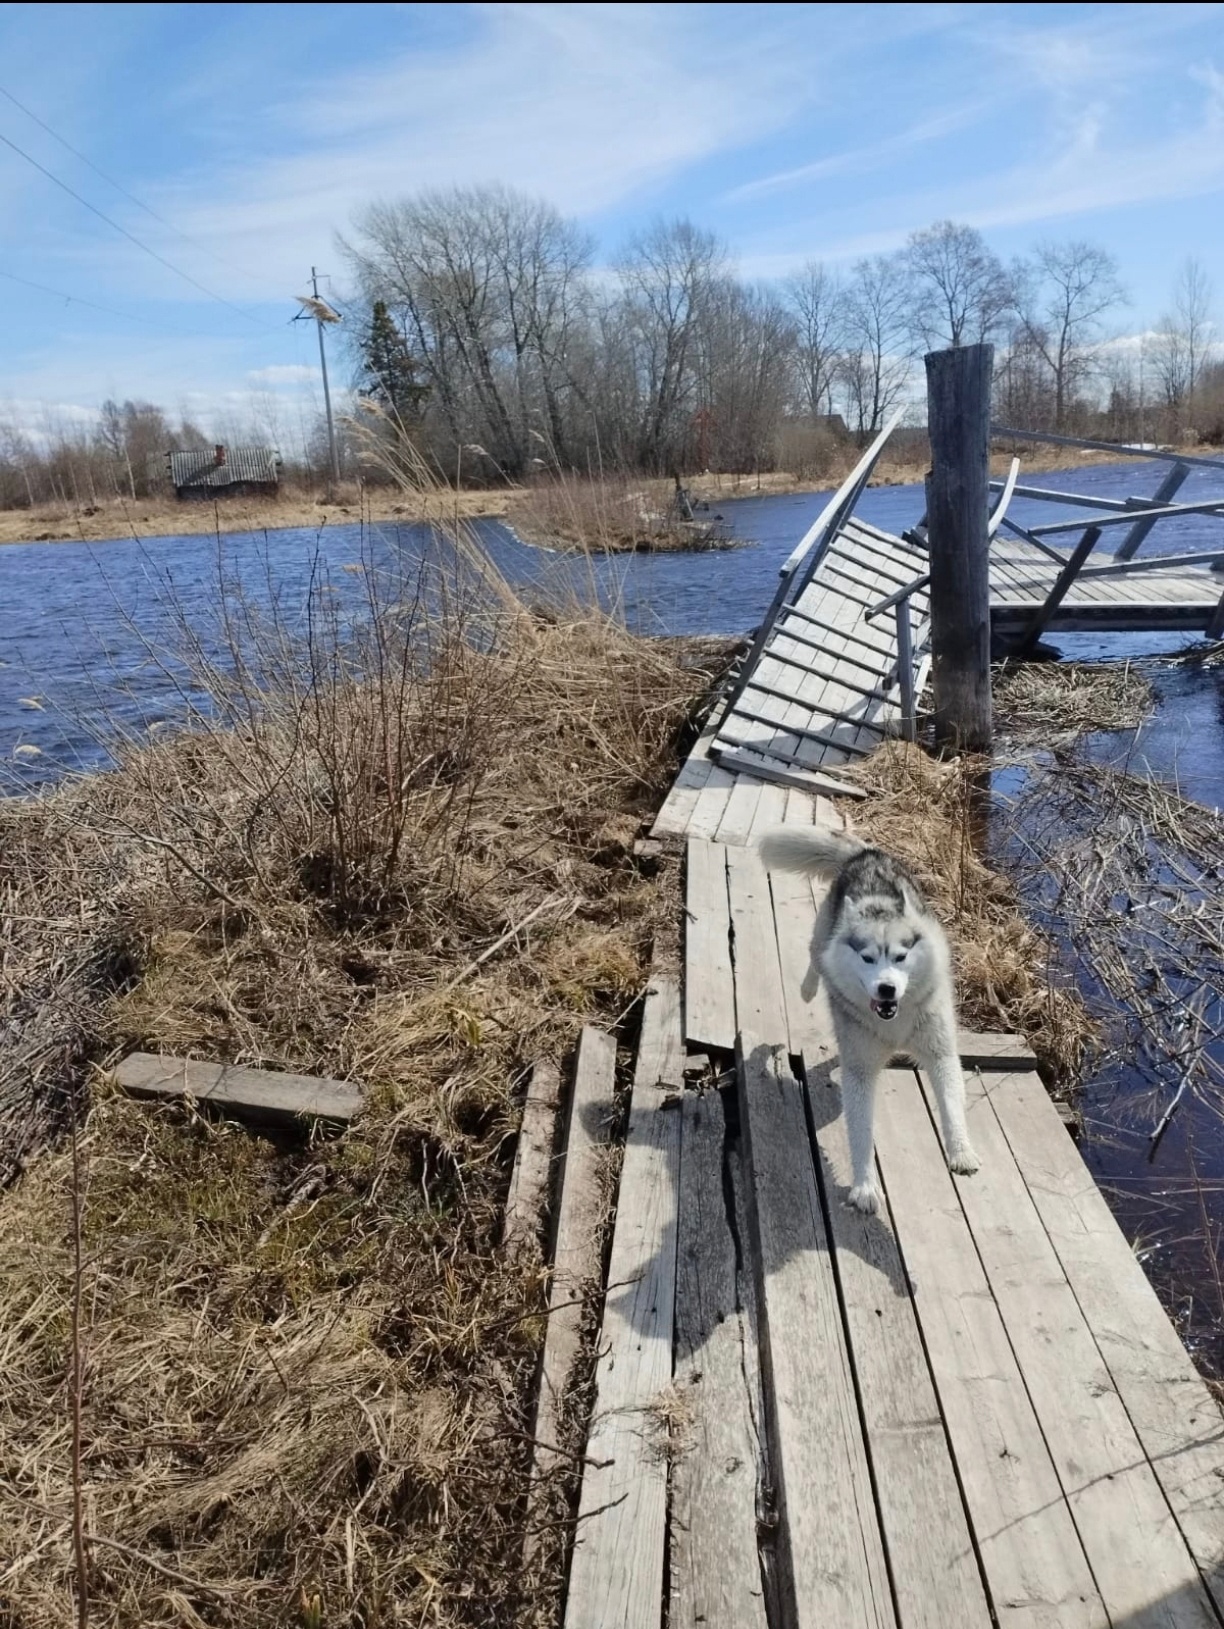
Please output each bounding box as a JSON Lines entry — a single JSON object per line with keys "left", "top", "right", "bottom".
{"left": 147, "top": 3, "right": 819, "bottom": 296}
{"left": 247, "top": 364, "right": 315, "bottom": 386}
{"left": 723, "top": 102, "right": 990, "bottom": 204}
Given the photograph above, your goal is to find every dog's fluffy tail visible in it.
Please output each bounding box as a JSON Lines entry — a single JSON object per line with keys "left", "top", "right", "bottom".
{"left": 757, "top": 823, "right": 865, "bottom": 877}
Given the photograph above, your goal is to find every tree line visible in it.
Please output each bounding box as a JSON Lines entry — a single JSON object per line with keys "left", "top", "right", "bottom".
{"left": 343, "top": 191, "right": 1220, "bottom": 482}
{"left": 3, "top": 185, "right": 1221, "bottom": 508}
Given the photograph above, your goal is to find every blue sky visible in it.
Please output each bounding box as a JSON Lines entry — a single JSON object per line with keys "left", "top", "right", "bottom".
{"left": 3, "top": 1, "right": 1224, "bottom": 439}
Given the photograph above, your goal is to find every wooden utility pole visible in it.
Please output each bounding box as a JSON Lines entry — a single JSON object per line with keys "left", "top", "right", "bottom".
{"left": 925, "top": 343, "right": 994, "bottom": 752}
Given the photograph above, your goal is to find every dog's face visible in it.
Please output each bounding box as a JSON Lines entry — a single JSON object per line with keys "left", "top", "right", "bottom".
{"left": 827, "top": 902, "right": 928, "bottom": 1021}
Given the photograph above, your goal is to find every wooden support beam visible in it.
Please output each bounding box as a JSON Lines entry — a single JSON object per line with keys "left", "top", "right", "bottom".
{"left": 711, "top": 747, "right": 867, "bottom": 800}
{"left": 113, "top": 1052, "right": 361, "bottom": 1123}
{"left": 926, "top": 342, "right": 994, "bottom": 752}
{"left": 1016, "top": 525, "right": 1103, "bottom": 655}
{"left": 1208, "top": 581, "right": 1224, "bottom": 641}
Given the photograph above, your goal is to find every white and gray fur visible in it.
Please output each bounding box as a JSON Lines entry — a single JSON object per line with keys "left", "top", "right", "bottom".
{"left": 757, "top": 824, "right": 978, "bottom": 1214}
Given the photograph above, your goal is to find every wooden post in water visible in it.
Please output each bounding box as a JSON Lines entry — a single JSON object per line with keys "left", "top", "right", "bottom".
{"left": 925, "top": 343, "right": 994, "bottom": 752}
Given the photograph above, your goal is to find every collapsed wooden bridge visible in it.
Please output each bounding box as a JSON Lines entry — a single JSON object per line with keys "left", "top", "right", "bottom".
{"left": 542, "top": 408, "right": 1224, "bottom": 1627}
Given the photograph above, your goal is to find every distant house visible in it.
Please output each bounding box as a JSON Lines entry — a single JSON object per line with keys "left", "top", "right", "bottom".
{"left": 160, "top": 445, "right": 281, "bottom": 500}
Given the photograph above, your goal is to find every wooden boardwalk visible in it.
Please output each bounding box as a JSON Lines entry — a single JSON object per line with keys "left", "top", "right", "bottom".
{"left": 652, "top": 507, "right": 1224, "bottom": 831}
{"left": 561, "top": 791, "right": 1224, "bottom": 1628}
{"left": 558, "top": 437, "right": 1224, "bottom": 1627}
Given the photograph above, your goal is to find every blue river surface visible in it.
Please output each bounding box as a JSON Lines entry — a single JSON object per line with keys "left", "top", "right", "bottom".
{"left": 4, "top": 458, "right": 1224, "bottom": 1370}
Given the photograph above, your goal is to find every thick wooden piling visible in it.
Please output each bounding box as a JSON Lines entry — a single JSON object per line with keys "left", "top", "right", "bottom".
{"left": 925, "top": 343, "right": 994, "bottom": 752}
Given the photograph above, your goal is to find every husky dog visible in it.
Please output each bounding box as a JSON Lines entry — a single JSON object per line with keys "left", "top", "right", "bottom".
{"left": 757, "top": 824, "right": 978, "bottom": 1214}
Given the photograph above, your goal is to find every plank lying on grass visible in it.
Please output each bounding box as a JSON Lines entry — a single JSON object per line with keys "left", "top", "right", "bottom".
{"left": 529, "top": 1029, "right": 617, "bottom": 1499}
{"left": 565, "top": 976, "right": 684, "bottom": 1629}
{"left": 502, "top": 1059, "right": 562, "bottom": 1261}
{"left": 114, "top": 1052, "right": 361, "bottom": 1123}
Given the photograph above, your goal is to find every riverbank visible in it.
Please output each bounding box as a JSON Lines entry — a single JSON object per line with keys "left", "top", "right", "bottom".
{"left": 2, "top": 438, "right": 1210, "bottom": 547}
{"left": 0, "top": 552, "right": 736, "bottom": 1623}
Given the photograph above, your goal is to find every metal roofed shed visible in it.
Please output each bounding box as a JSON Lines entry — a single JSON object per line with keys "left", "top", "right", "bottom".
{"left": 162, "top": 445, "right": 281, "bottom": 500}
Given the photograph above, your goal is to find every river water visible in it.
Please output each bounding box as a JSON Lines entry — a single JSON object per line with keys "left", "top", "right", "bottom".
{"left": 3, "top": 460, "right": 1224, "bottom": 1373}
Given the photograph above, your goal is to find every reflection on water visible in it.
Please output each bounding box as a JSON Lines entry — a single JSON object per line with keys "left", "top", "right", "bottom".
{"left": 3, "top": 463, "right": 1224, "bottom": 1368}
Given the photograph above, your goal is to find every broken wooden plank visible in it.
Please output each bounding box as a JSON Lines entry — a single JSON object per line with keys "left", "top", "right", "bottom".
{"left": 804, "top": 1048, "right": 990, "bottom": 1629}
{"left": 685, "top": 838, "right": 735, "bottom": 1053}
{"left": 671, "top": 1088, "right": 768, "bottom": 1629}
{"left": 530, "top": 1029, "right": 618, "bottom": 1491}
{"left": 502, "top": 1059, "right": 562, "bottom": 1260}
{"left": 872, "top": 1067, "right": 1104, "bottom": 1628}
{"left": 980, "top": 1067, "right": 1224, "bottom": 1617}
{"left": 113, "top": 1052, "right": 361, "bottom": 1123}
{"left": 565, "top": 977, "right": 685, "bottom": 1629}
{"left": 737, "top": 1034, "right": 894, "bottom": 1629}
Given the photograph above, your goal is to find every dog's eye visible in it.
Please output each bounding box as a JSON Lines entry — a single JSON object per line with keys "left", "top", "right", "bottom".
{"left": 860, "top": 951, "right": 876, "bottom": 964}
{"left": 895, "top": 951, "right": 907, "bottom": 963}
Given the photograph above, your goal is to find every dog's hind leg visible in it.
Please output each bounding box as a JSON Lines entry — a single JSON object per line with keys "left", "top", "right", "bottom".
{"left": 923, "top": 1051, "right": 979, "bottom": 1176}
{"left": 841, "top": 1067, "right": 881, "bottom": 1213}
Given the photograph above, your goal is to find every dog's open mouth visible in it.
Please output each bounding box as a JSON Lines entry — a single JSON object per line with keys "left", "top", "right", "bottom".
{"left": 871, "top": 998, "right": 898, "bottom": 1021}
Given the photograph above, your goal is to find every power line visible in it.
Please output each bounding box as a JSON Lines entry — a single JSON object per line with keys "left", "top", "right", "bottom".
{"left": 0, "top": 266, "right": 243, "bottom": 339}
{"left": 0, "top": 81, "right": 282, "bottom": 295}
{"left": 0, "top": 125, "right": 275, "bottom": 328}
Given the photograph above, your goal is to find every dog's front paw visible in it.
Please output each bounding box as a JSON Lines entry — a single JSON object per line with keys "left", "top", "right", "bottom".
{"left": 847, "top": 1181, "right": 881, "bottom": 1215}
{"left": 948, "top": 1146, "right": 980, "bottom": 1176}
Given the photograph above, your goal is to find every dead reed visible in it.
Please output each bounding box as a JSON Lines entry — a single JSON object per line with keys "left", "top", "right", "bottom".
{"left": 848, "top": 740, "right": 1093, "bottom": 1089}
{"left": 0, "top": 501, "right": 731, "bottom": 1625}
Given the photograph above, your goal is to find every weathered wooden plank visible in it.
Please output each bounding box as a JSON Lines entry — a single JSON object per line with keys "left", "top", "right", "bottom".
{"left": 956, "top": 1030, "right": 1036, "bottom": 1069}
{"left": 936, "top": 1067, "right": 1219, "bottom": 1629}
{"left": 686, "top": 764, "right": 736, "bottom": 841}
{"left": 872, "top": 1067, "right": 1105, "bottom": 1628}
{"left": 671, "top": 1089, "right": 768, "bottom": 1629}
{"left": 982, "top": 1067, "right": 1224, "bottom": 1616}
{"left": 684, "top": 838, "right": 735, "bottom": 1053}
{"left": 766, "top": 867, "right": 823, "bottom": 1058}
{"left": 114, "top": 1051, "right": 361, "bottom": 1122}
{"left": 502, "top": 1059, "right": 562, "bottom": 1260}
{"left": 803, "top": 1048, "right": 991, "bottom": 1629}
{"left": 652, "top": 720, "right": 718, "bottom": 838}
{"left": 736, "top": 1034, "right": 894, "bottom": 1629}
{"left": 714, "top": 774, "right": 766, "bottom": 846}
{"left": 746, "top": 781, "right": 788, "bottom": 838}
{"left": 565, "top": 978, "right": 684, "bottom": 1629}
{"left": 531, "top": 1029, "right": 618, "bottom": 1485}
{"left": 725, "top": 845, "right": 790, "bottom": 1048}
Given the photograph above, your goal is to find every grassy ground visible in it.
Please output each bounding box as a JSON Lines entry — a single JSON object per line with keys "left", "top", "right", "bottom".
{"left": 0, "top": 521, "right": 733, "bottom": 1626}
{"left": 2, "top": 436, "right": 1199, "bottom": 548}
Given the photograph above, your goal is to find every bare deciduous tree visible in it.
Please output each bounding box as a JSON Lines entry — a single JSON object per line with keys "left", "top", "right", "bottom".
{"left": 841, "top": 254, "right": 913, "bottom": 440}
{"left": 1151, "top": 257, "right": 1213, "bottom": 428}
{"left": 1011, "top": 241, "right": 1127, "bottom": 430}
{"left": 905, "top": 220, "right": 1013, "bottom": 350}
{"left": 783, "top": 261, "right": 845, "bottom": 420}
{"left": 341, "top": 183, "right": 594, "bottom": 479}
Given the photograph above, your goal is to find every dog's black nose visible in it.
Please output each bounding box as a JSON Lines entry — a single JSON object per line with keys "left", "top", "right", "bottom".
{"left": 878, "top": 982, "right": 896, "bottom": 1001}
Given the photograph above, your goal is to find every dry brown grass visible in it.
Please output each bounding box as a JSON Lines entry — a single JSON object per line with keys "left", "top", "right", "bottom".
{"left": 0, "top": 504, "right": 733, "bottom": 1625}
{"left": 508, "top": 474, "right": 738, "bottom": 555}
{"left": 848, "top": 740, "right": 1093, "bottom": 1089}
{"left": 993, "top": 660, "right": 1154, "bottom": 739}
